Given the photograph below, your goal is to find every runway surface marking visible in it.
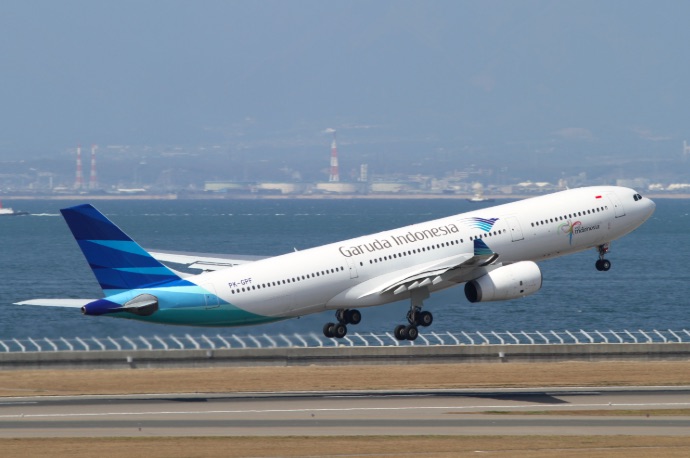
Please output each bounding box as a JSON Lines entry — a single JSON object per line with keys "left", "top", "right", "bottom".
{"left": 3, "top": 401, "right": 690, "bottom": 419}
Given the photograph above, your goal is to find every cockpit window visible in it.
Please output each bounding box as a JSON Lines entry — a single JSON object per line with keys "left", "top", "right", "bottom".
{"left": 633, "top": 193, "right": 643, "bottom": 201}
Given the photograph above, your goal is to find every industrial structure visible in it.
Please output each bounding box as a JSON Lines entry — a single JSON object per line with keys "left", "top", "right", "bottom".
{"left": 89, "top": 145, "right": 98, "bottom": 190}
{"left": 71, "top": 144, "right": 99, "bottom": 192}
{"left": 328, "top": 130, "right": 339, "bottom": 182}
{"left": 74, "top": 145, "right": 83, "bottom": 190}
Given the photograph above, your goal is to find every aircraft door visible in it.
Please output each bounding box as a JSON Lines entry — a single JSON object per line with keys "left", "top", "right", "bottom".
{"left": 606, "top": 193, "right": 626, "bottom": 217}
{"left": 346, "top": 258, "right": 359, "bottom": 279}
{"left": 505, "top": 216, "right": 524, "bottom": 242}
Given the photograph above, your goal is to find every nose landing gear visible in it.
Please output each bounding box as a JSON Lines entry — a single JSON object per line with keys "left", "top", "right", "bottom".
{"left": 595, "top": 243, "right": 611, "bottom": 271}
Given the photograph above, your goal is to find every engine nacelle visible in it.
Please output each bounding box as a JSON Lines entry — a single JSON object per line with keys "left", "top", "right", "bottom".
{"left": 464, "top": 261, "right": 542, "bottom": 303}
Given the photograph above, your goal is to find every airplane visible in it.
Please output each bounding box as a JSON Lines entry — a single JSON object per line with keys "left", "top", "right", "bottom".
{"left": 17, "top": 186, "right": 655, "bottom": 341}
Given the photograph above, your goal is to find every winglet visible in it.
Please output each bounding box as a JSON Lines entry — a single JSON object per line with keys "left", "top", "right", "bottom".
{"left": 60, "top": 204, "right": 182, "bottom": 295}
{"left": 471, "top": 239, "right": 499, "bottom": 266}
{"left": 473, "top": 238, "right": 495, "bottom": 256}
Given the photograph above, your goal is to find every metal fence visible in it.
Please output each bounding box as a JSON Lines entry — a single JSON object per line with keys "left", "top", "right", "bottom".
{"left": 2, "top": 329, "right": 690, "bottom": 353}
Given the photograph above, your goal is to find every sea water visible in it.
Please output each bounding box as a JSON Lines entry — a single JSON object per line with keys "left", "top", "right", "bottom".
{"left": 0, "top": 197, "right": 688, "bottom": 340}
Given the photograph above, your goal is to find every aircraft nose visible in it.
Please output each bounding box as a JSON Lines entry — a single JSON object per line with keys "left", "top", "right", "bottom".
{"left": 644, "top": 196, "right": 656, "bottom": 219}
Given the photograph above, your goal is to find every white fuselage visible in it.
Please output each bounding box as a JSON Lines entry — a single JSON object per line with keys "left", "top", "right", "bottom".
{"left": 189, "top": 186, "right": 655, "bottom": 320}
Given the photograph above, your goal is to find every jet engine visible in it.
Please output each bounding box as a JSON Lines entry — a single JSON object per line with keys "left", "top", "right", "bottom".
{"left": 464, "top": 261, "right": 542, "bottom": 303}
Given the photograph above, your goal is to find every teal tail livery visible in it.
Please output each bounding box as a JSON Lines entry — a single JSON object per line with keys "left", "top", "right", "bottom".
{"left": 55, "top": 204, "right": 278, "bottom": 326}
{"left": 17, "top": 186, "right": 655, "bottom": 341}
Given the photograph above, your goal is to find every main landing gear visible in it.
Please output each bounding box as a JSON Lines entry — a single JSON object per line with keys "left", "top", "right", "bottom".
{"left": 595, "top": 243, "right": 611, "bottom": 271}
{"left": 323, "top": 308, "right": 361, "bottom": 339}
{"left": 394, "top": 289, "right": 433, "bottom": 342}
{"left": 323, "top": 290, "right": 434, "bottom": 341}
{"left": 393, "top": 306, "right": 433, "bottom": 341}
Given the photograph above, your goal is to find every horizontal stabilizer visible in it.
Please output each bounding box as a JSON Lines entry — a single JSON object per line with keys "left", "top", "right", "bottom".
{"left": 149, "top": 249, "right": 267, "bottom": 272}
{"left": 14, "top": 299, "right": 95, "bottom": 308}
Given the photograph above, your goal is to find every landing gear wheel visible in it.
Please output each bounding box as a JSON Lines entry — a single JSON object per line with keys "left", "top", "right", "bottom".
{"left": 332, "top": 323, "right": 348, "bottom": 338}
{"left": 595, "top": 259, "right": 611, "bottom": 271}
{"left": 394, "top": 324, "right": 408, "bottom": 341}
{"left": 595, "top": 244, "right": 611, "bottom": 271}
{"left": 336, "top": 308, "right": 362, "bottom": 325}
{"left": 400, "top": 289, "right": 430, "bottom": 341}
{"left": 418, "top": 311, "right": 433, "bottom": 327}
{"left": 405, "top": 325, "right": 419, "bottom": 341}
{"left": 323, "top": 322, "right": 335, "bottom": 338}
{"left": 345, "top": 309, "right": 362, "bottom": 325}
{"left": 326, "top": 309, "right": 358, "bottom": 339}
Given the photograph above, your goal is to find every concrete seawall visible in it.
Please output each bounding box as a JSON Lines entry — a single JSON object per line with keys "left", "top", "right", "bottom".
{"left": 1, "top": 343, "right": 689, "bottom": 370}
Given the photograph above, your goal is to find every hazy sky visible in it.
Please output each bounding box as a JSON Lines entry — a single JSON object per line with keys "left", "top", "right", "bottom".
{"left": 1, "top": 0, "right": 689, "bottom": 160}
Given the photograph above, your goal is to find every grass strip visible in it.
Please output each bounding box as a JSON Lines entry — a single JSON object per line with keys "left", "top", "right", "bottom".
{"left": 2, "top": 436, "right": 690, "bottom": 458}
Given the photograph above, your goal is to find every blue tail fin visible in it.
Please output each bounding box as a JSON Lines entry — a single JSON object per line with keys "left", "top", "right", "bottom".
{"left": 61, "top": 204, "right": 182, "bottom": 295}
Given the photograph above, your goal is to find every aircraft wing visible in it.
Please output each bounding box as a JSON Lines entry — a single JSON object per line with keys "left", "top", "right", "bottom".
{"left": 360, "top": 239, "right": 499, "bottom": 298}
{"left": 148, "top": 249, "right": 268, "bottom": 272}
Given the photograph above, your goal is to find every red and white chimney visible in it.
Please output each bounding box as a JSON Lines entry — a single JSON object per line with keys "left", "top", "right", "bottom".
{"left": 89, "top": 144, "right": 98, "bottom": 190}
{"left": 328, "top": 132, "right": 340, "bottom": 182}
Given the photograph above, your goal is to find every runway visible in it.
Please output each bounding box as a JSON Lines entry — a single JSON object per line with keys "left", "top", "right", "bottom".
{"left": 1, "top": 387, "right": 689, "bottom": 437}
